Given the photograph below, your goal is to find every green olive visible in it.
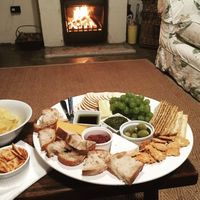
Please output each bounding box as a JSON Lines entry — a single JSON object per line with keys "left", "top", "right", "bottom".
{"left": 124, "top": 131, "right": 131, "bottom": 137}
{"left": 137, "top": 130, "right": 149, "bottom": 138}
{"left": 127, "top": 126, "right": 137, "bottom": 133}
{"left": 131, "top": 133, "right": 138, "bottom": 138}
{"left": 137, "top": 123, "right": 147, "bottom": 130}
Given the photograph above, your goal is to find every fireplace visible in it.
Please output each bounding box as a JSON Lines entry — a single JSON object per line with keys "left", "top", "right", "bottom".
{"left": 38, "top": 0, "right": 128, "bottom": 47}
{"left": 61, "top": 0, "right": 108, "bottom": 45}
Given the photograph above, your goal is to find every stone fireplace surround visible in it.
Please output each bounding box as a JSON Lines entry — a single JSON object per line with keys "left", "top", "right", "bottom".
{"left": 38, "top": 0, "right": 128, "bottom": 47}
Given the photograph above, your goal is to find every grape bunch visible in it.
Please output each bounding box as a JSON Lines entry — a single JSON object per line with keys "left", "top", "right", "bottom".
{"left": 109, "top": 93, "right": 153, "bottom": 122}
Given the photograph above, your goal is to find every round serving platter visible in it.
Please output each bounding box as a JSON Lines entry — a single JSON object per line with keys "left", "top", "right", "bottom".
{"left": 33, "top": 93, "right": 193, "bottom": 185}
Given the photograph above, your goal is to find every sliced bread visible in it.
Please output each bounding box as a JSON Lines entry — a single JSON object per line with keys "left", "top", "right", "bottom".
{"left": 82, "top": 150, "right": 110, "bottom": 176}
{"left": 67, "top": 134, "right": 96, "bottom": 154}
{"left": 58, "top": 151, "right": 86, "bottom": 166}
{"left": 107, "top": 151, "right": 144, "bottom": 185}
{"left": 38, "top": 127, "right": 56, "bottom": 151}
{"left": 34, "top": 108, "right": 60, "bottom": 131}
{"left": 46, "top": 140, "right": 69, "bottom": 157}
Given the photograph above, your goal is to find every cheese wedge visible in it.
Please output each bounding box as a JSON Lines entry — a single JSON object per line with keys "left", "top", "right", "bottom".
{"left": 56, "top": 120, "right": 88, "bottom": 134}
{"left": 98, "top": 99, "right": 112, "bottom": 119}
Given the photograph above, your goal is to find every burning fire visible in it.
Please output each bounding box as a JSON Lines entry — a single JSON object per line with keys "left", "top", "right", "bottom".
{"left": 67, "top": 5, "right": 99, "bottom": 31}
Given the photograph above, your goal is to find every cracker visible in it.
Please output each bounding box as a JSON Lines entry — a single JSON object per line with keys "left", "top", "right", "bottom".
{"left": 158, "top": 135, "right": 176, "bottom": 142}
{"left": 162, "top": 105, "right": 178, "bottom": 135}
{"left": 135, "top": 152, "right": 156, "bottom": 164}
{"left": 174, "top": 136, "right": 190, "bottom": 147}
{"left": 152, "top": 137, "right": 167, "bottom": 144}
{"left": 166, "top": 147, "right": 180, "bottom": 156}
{"left": 151, "top": 142, "right": 168, "bottom": 152}
{"left": 178, "top": 114, "right": 188, "bottom": 138}
{"left": 145, "top": 145, "right": 166, "bottom": 162}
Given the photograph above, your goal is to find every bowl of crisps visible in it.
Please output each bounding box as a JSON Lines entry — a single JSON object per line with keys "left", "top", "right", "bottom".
{"left": 0, "top": 144, "right": 30, "bottom": 179}
{"left": 0, "top": 99, "right": 32, "bottom": 147}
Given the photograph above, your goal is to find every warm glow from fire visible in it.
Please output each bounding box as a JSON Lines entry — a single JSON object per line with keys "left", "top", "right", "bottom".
{"left": 67, "top": 5, "right": 99, "bottom": 31}
{"left": 73, "top": 6, "right": 89, "bottom": 21}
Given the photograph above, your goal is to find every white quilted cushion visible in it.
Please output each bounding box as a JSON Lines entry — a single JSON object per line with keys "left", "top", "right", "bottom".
{"left": 169, "top": 0, "right": 200, "bottom": 24}
{"left": 176, "top": 22, "right": 200, "bottom": 48}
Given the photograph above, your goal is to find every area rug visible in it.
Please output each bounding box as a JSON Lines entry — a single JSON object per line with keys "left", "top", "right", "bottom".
{"left": 45, "top": 43, "right": 136, "bottom": 58}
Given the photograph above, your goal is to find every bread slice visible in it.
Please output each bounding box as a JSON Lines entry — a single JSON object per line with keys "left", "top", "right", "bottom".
{"left": 34, "top": 108, "right": 60, "bottom": 131}
{"left": 58, "top": 151, "right": 85, "bottom": 166}
{"left": 107, "top": 151, "right": 144, "bottom": 185}
{"left": 67, "top": 134, "right": 96, "bottom": 154}
{"left": 38, "top": 128, "right": 56, "bottom": 150}
{"left": 82, "top": 150, "right": 111, "bottom": 176}
{"left": 56, "top": 127, "right": 69, "bottom": 141}
{"left": 46, "top": 140, "right": 70, "bottom": 157}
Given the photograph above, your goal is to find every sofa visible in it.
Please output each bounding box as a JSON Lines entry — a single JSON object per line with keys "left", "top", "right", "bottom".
{"left": 155, "top": 0, "right": 200, "bottom": 101}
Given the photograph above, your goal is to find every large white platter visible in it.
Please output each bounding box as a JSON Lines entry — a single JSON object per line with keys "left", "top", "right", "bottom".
{"left": 33, "top": 93, "right": 193, "bottom": 185}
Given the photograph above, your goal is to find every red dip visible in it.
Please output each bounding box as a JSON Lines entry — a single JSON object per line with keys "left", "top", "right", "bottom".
{"left": 86, "top": 132, "right": 111, "bottom": 144}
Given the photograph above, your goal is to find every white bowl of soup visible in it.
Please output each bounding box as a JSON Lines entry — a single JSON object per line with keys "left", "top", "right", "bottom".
{"left": 0, "top": 99, "right": 32, "bottom": 147}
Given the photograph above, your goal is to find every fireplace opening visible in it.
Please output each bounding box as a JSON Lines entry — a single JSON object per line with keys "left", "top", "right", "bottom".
{"left": 61, "top": 0, "right": 108, "bottom": 45}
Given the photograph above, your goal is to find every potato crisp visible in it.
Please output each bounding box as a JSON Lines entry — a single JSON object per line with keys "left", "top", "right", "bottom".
{"left": 0, "top": 107, "right": 20, "bottom": 134}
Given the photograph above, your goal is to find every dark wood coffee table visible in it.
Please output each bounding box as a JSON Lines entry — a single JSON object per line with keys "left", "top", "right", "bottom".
{"left": 13, "top": 122, "right": 197, "bottom": 200}
{"left": 17, "top": 123, "right": 198, "bottom": 200}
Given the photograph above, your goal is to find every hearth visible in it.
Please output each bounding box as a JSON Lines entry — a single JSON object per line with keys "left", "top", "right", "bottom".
{"left": 60, "top": 0, "right": 108, "bottom": 45}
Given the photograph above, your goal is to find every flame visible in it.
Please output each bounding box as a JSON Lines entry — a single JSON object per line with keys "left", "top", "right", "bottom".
{"left": 73, "top": 6, "right": 89, "bottom": 21}
{"left": 68, "top": 5, "right": 98, "bottom": 31}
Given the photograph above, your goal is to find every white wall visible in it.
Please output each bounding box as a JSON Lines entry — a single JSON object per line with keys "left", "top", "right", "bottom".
{"left": 38, "top": 0, "right": 64, "bottom": 47}
{"left": 0, "top": 0, "right": 41, "bottom": 44}
{"left": 107, "top": 0, "right": 128, "bottom": 43}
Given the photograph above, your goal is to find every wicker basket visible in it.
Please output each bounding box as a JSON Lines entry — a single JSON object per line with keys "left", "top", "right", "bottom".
{"left": 15, "top": 25, "right": 44, "bottom": 50}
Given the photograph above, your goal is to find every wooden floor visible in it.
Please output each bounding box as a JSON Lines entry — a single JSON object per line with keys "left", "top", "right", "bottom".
{"left": 0, "top": 43, "right": 157, "bottom": 68}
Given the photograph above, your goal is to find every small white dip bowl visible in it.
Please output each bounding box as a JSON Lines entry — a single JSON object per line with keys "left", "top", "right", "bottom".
{"left": 119, "top": 120, "right": 154, "bottom": 145}
{"left": 82, "top": 127, "right": 113, "bottom": 151}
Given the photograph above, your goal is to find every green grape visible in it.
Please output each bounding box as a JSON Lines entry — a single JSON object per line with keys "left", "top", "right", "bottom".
{"left": 120, "top": 94, "right": 126, "bottom": 101}
{"left": 134, "top": 98, "right": 141, "bottom": 106}
{"left": 110, "top": 97, "right": 116, "bottom": 104}
{"left": 129, "top": 101, "right": 136, "bottom": 108}
{"left": 144, "top": 98, "right": 150, "bottom": 105}
{"left": 110, "top": 103, "right": 115, "bottom": 112}
{"left": 125, "top": 92, "right": 133, "bottom": 97}
{"left": 138, "top": 115, "right": 145, "bottom": 121}
{"left": 139, "top": 104, "right": 145, "bottom": 113}
{"left": 109, "top": 93, "right": 152, "bottom": 121}
{"left": 148, "top": 112, "right": 153, "bottom": 120}
{"left": 124, "top": 97, "right": 130, "bottom": 105}
{"left": 124, "top": 106, "right": 129, "bottom": 115}
{"left": 133, "top": 107, "right": 140, "bottom": 114}
{"left": 145, "top": 116, "right": 151, "bottom": 122}
{"left": 144, "top": 104, "right": 150, "bottom": 113}
{"left": 138, "top": 95, "right": 144, "bottom": 101}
